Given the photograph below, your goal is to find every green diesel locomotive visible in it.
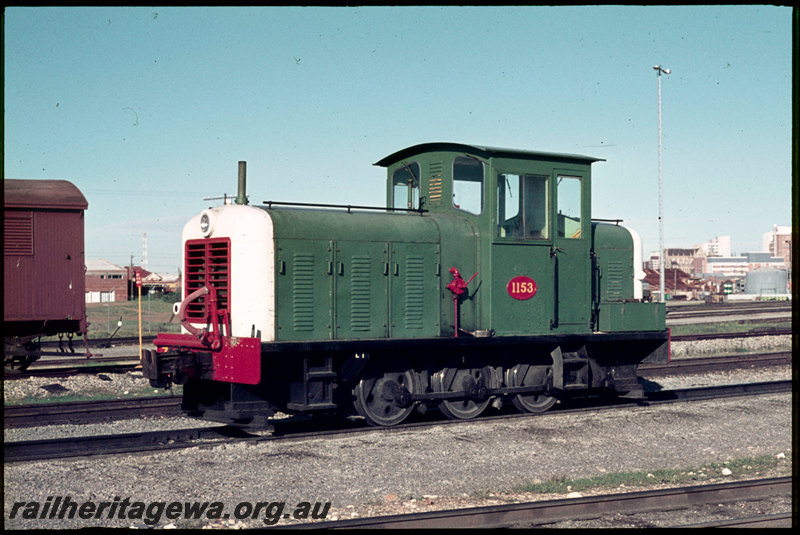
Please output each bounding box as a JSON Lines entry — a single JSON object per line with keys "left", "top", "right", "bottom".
{"left": 143, "top": 143, "right": 669, "bottom": 427}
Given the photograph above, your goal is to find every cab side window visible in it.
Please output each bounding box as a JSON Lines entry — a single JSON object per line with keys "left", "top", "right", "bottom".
{"left": 557, "top": 175, "right": 582, "bottom": 239}
{"left": 392, "top": 163, "right": 420, "bottom": 210}
{"left": 452, "top": 156, "right": 484, "bottom": 215}
{"left": 497, "top": 173, "right": 549, "bottom": 239}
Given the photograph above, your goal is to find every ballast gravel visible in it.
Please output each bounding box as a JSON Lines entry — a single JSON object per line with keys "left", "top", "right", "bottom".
{"left": 669, "top": 334, "right": 791, "bottom": 358}
{"left": 3, "top": 350, "right": 793, "bottom": 529}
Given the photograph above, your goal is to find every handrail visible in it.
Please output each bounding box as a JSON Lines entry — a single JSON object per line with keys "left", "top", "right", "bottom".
{"left": 178, "top": 286, "right": 209, "bottom": 338}
{"left": 262, "top": 200, "right": 427, "bottom": 214}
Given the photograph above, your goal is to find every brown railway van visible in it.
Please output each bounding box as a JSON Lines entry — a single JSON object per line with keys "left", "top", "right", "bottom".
{"left": 4, "top": 179, "right": 89, "bottom": 368}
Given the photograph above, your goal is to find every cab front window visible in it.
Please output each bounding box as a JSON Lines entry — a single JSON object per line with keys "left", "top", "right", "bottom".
{"left": 452, "top": 156, "right": 484, "bottom": 215}
{"left": 557, "top": 175, "right": 582, "bottom": 239}
{"left": 392, "top": 163, "right": 420, "bottom": 210}
{"left": 497, "top": 173, "right": 549, "bottom": 239}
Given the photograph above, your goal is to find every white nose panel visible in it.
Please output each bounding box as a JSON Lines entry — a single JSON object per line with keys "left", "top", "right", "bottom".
{"left": 182, "top": 205, "right": 275, "bottom": 341}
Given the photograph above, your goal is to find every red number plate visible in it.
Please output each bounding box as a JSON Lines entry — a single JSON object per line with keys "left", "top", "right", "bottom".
{"left": 507, "top": 276, "right": 537, "bottom": 300}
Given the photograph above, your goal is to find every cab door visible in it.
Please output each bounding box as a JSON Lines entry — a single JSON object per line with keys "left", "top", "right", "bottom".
{"left": 552, "top": 172, "right": 590, "bottom": 332}
{"left": 490, "top": 171, "right": 555, "bottom": 335}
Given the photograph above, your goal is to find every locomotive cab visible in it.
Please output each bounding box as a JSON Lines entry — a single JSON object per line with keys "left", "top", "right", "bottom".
{"left": 378, "top": 143, "right": 617, "bottom": 336}
{"left": 376, "top": 143, "right": 665, "bottom": 336}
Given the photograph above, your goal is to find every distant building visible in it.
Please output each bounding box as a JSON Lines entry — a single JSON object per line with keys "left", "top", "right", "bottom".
{"left": 745, "top": 252, "right": 786, "bottom": 270}
{"left": 86, "top": 261, "right": 180, "bottom": 303}
{"left": 85, "top": 259, "right": 129, "bottom": 303}
{"left": 125, "top": 266, "right": 181, "bottom": 296}
{"left": 700, "top": 252, "right": 786, "bottom": 278}
{"left": 701, "top": 235, "right": 732, "bottom": 257}
{"left": 143, "top": 270, "right": 180, "bottom": 294}
{"left": 643, "top": 267, "right": 704, "bottom": 300}
{"left": 745, "top": 268, "right": 789, "bottom": 296}
{"left": 691, "top": 247, "right": 707, "bottom": 277}
{"left": 665, "top": 248, "right": 697, "bottom": 274}
{"left": 762, "top": 225, "right": 792, "bottom": 266}
{"left": 703, "top": 256, "right": 749, "bottom": 278}
{"left": 644, "top": 226, "right": 792, "bottom": 298}
{"left": 646, "top": 251, "right": 660, "bottom": 271}
{"left": 647, "top": 248, "right": 700, "bottom": 275}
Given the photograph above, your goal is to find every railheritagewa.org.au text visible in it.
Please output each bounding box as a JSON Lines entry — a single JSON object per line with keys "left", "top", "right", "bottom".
{"left": 8, "top": 496, "right": 331, "bottom": 526}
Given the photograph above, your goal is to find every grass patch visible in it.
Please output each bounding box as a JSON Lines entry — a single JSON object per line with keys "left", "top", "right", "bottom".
{"left": 4, "top": 382, "right": 183, "bottom": 406}
{"left": 510, "top": 453, "right": 792, "bottom": 496}
{"left": 85, "top": 296, "right": 182, "bottom": 338}
{"left": 36, "top": 296, "right": 182, "bottom": 342}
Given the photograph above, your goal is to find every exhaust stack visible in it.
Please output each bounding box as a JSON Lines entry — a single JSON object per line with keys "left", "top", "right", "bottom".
{"left": 235, "top": 161, "right": 248, "bottom": 205}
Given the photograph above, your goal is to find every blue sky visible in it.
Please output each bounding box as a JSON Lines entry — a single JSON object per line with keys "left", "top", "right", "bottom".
{"left": 4, "top": 6, "right": 792, "bottom": 274}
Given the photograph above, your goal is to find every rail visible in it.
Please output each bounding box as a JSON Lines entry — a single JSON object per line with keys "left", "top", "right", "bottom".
{"left": 280, "top": 477, "right": 792, "bottom": 529}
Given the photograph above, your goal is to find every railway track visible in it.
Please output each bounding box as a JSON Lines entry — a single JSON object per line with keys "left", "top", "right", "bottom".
{"left": 665, "top": 300, "right": 791, "bottom": 315}
{"left": 279, "top": 476, "right": 792, "bottom": 528}
{"left": 639, "top": 350, "right": 791, "bottom": 376}
{"left": 39, "top": 335, "right": 158, "bottom": 350}
{"left": 4, "top": 380, "right": 791, "bottom": 463}
{"left": 3, "top": 396, "right": 184, "bottom": 429}
{"left": 665, "top": 302, "right": 792, "bottom": 325}
{"left": 4, "top": 361, "right": 141, "bottom": 379}
{"left": 671, "top": 328, "right": 792, "bottom": 341}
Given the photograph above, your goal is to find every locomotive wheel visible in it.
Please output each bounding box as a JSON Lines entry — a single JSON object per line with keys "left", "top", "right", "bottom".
{"left": 352, "top": 362, "right": 418, "bottom": 427}
{"left": 506, "top": 363, "right": 557, "bottom": 413}
{"left": 433, "top": 365, "right": 496, "bottom": 420}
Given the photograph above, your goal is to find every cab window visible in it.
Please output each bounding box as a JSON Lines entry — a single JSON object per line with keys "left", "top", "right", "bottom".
{"left": 392, "top": 163, "right": 420, "bottom": 210}
{"left": 497, "top": 173, "right": 549, "bottom": 239}
{"left": 452, "top": 156, "right": 484, "bottom": 215}
{"left": 557, "top": 175, "right": 582, "bottom": 239}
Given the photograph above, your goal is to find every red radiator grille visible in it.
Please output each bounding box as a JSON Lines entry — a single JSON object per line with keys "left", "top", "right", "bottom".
{"left": 184, "top": 238, "right": 231, "bottom": 321}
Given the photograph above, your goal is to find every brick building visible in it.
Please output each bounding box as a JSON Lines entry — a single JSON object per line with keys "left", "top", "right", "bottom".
{"left": 85, "top": 259, "right": 129, "bottom": 303}
{"left": 762, "top": 225, "right": 792, "bottom": 267}
{"left": 127, "top": 266, "right": 180, "bottom": 295}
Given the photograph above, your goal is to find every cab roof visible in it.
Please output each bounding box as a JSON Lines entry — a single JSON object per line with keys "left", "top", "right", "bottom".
{"left": 374, "top": 142, "right": 604, "bottom": 168}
